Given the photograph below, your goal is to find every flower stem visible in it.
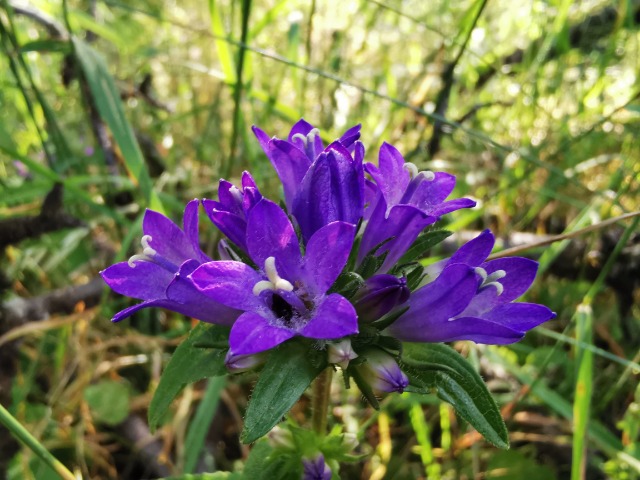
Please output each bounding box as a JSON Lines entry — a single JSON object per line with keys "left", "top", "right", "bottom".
{"left": 311, "top": 367, "right": 333, "bottom": 435}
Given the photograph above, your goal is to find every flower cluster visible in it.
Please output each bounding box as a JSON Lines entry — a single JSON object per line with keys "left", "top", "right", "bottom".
{"left": 102, "top": 119, "right": 555, "bottom": 395}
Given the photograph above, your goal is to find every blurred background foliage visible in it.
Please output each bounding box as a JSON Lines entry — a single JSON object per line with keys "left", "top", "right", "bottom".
{"left": 0, "top": 0, "right": 639, "bottom": 478}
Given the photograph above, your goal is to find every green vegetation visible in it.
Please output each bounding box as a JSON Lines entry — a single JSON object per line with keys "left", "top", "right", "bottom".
{"left": 1, "top": 0, "right": 638, "bottom": 478}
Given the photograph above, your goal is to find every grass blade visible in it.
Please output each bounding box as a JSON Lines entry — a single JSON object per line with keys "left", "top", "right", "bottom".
{"left": 0, "top": 403, "right": 76, "bottom": 480}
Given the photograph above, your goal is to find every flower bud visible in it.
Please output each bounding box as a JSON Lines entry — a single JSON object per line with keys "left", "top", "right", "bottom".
{"left": 353, "top": 274, "right": 410, "bottom": 322}
{"left": 327, "top": 339, "right": 358, "bottom": 369}
{"left": 302, "top": 454, "right": 332, "bottom": 480}
{"left": 224, "top": 350, "right": 266, "bottom": 373}
{"left": 358, "top": 350, "right": 408, "bottom": 394}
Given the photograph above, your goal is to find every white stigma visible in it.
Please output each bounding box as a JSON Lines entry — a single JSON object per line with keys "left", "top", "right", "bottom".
{"left": 291, "top": 128, "right": 320, "bottom": 147}
{"left": 475, "top": 267, "right": 506, "bottom": 296}
{"left": 403, "top": 162, "right": 435, "bottom": 181}
{"left": 252, "top": 256, "right": 294, "bottom": 296}
{"left": 403, "top": 162, "right": 419, "bottom": 178}
{"left": 474, "top": 267, "right": 488, "bottom": 282}
{"left": 128, "top": 235, "right": 157, "bottom": 268}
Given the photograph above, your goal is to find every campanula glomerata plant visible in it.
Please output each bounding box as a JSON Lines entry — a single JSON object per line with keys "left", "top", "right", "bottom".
{"left": 102, "top": 119, "right": 555, "bottom": 478}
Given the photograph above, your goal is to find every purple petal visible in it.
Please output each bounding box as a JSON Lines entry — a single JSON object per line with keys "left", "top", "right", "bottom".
{"left": 481, "top": 257, "right": 539, "bottom": 302}
{"left": 354, "top": 274, "right": 410, "bottom": 322}
{"left": 217, "top": 180, "right": 243, "bottom": 215}
{"left": 101, "top": 261, "right": 174, "bottom": 300}
{"left": 301, "top": 294, "right": 358, "bottom": 339}
{"left": 288, "top": 118, "right": 324, "bottom": 159}
{"left": 189, "top": 261, "right": 263, "bottom": 311}
{"left": 182, "top": 200, "right": 210, "bottom": 263}
{"left": 483, "top": 302, "right": 556, "bottom": 331}
{"left": 360, "top": 201, "right": 435, "bottom": 273}
{"left": 303, "top": 221, "right": 356, "bottom": 294}
{"left": 366, "top": 142, "right": 410, "bottom": 207}
{"left": 428, "top": 198, "right": 476, "bottom": 217}
{"left": 402, "top": 172, "right": 456, "bottom": 207}
{"left": 303, "top": 454, "right": 332, "bottom": 480}
{"left": 142, "top": 209, "right": 197, "bottom": 265}
{"left": 110, "top": 297, "right": 239, "bottom": 325}
{"left": 229, "top": 312, "right": 296, "bottom": 356}
{"left": 387, "top": 264, "right": 479, "bottom": 340}
{"left": 338, "top": 124, "right": 362, "bottom": 150}
{"left": 293, "top": 143, "right": 364, "bottom": 240}
{"left": 203, "top": 202, "right": 247, "bottom": 251}
{"left": 450, "top": 229, "right": 495, "bottom": 266}
{"left": 246, "top": 199, "right": 302, "bottom": 280}
{"left": 409, "top": 317, "right": 525, "bottom": 344}
{"left": 241, "top": 170, "right": 258, "bottom": 189}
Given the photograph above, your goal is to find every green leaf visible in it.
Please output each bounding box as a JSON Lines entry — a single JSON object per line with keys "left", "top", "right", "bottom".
{"left": 148, "top": 324, "right": 229, "bottom": 430}
{"left": 71, "top": 37, "right": 162, "bottom": 212}
{"left": 402, "top": 343, "right": 509, "bottom": 449}
{"left": 183, "top": 377, "right": 226, "bottom": 474}
{"left": 83, "top": 380, "right": 130, "bottom": 426}
{"left": 395, "top": 230, "right": 452, "bottom": 267}
{"left": 241, "top": 341, "right": 325, "bottom": 443}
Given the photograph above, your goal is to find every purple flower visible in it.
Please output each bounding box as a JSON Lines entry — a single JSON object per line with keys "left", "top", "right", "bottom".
{"left": 358, "top": 349, "right": 409, "bottom": 394}
{"left": 302, "top": 454, "right": 332, "bottom": 480}
{"left": 189, "top": 199, "right": 359, "bottom": 356}
{"left": 252, "top": 119, "right": 361, "bottom": 211}
{"left": 387, "top": 230, "right": 556, "bottom": 344}
{"left": 202, "top": 171, "right": 262, "bottom": 252}
{"left": 101, "top": 201, "right": 240, "bottom": 324}
{"left": 253, "top": 119, "right": 365, "bottom": 240}
{"left": 353, "top": 274, "right": 410, "bottom": 322}
{"left": 360, "top": 142, "right": 476, "bottom": 273}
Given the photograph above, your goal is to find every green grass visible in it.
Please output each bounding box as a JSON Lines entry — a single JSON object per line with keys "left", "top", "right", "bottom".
{"left": 0, "top": 0, "right": 638, "bottom": 478}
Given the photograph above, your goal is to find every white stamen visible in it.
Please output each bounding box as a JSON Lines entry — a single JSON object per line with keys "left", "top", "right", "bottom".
{"left": 253, "top": 280, "right": 275, "bottom": 296}
{"left": 419, "top": 170, "right": 436, "bottom": 181}
{"left": 128, "top": 254, "right": 145, "bottom": 268}
{"left": 403, "top": 162, "right": 419, "bottom": 178}
{"left": 291, "top": 128, "right": 320, "bottom": 147}
{"left": 275, "top": 279, "right": 294, "bottom": 292}
{"left": 474, "top": 267, "right": 488, "bottom": 282}
{"left": 485, "top": 269, "right": 506, "bottom": 284}
{"left": 291, "top": 133, "right": 306, "bottom": 144}
{"left": 264, "top": 257, "right": 279, "bottom": 284}
{"left": 128, "top": 235, "right": 156, "bottom": 268}
{"left": 253, "top": 256, "right": 294, "bottom": 296}
{"left": 484, "top": 281, "right": 504, "bottom": 296}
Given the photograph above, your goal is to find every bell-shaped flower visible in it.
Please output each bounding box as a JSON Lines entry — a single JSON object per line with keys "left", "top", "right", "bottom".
{"left": 252, "top": 118, "right": 361, "bottom": 212}
{"left": 202, "top": 171, "right": 262, "bottom": 252}
{"left": 387, "top": 230, "right": 556, "bottom": 344}
{"left": 361, "top": 142, "right": 476, "bottom": 273}
{"left": 292, "top": 142, "right": 365, "bottom": 241}
{"left": 189, "top": 199, "right": 359, "bottom": 357}
{"left": 100, "top": 200, "right": 240, "bottom": 324}
{"left": 353, "top": 274, "right": 410, "bottom": 323}
{"left": 358, "top": 349, "right": 409, "bottom": 394}
{"left": 302, "top": 454, "right": 332, "bottom": 480}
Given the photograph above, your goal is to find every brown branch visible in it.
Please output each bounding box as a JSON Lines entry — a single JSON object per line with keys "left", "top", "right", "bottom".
{"left": 426, "top": 0, "right": 489, "bottom": 157}
{"left": 0, "top": 183, "right": 85, "bottom": 249}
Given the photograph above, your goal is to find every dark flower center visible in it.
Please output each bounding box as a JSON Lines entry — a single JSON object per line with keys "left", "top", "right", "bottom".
{"left": 271, "top": 294, "right": 294, "bottom": 325}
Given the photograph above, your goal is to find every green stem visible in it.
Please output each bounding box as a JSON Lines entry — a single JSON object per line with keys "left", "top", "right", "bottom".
{"left": 0, "top": 403, "right": 76, "bottom": 480}
{"left": 311, "top": 368, "right": 333, "bottom": 435}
